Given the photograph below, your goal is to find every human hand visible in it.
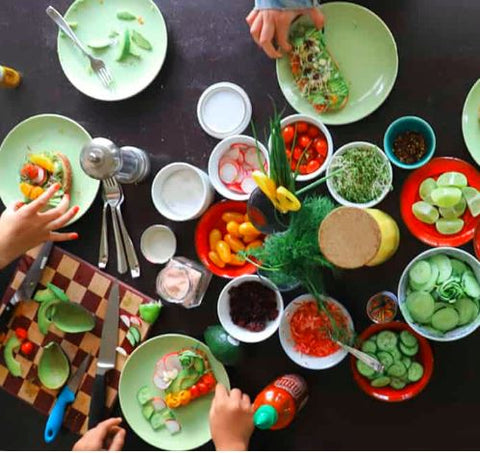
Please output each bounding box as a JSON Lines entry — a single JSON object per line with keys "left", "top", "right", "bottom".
{"left": 246, "top": 7, "right": 324, "bottom": 58}
{"left": 72, "top": 418, "right": 126, "bottom": 451}
{"left": 0, "top": 183, "right": 79, "bottom": 269}
{"left": 209, "top": 383, "right": 254, "bottom": 451}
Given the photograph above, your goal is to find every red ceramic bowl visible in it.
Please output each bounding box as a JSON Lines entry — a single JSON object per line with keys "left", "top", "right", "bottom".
{"left": 351, "top": 321, "right": 434, "bottom": 402}
{"left": 195, "top": 200, "right": 258, "bottom": 278}
{"left": 400, "top": 157, "right": 480, "bottom": 247}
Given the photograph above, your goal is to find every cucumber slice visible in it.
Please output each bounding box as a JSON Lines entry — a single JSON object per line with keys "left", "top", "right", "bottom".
{"left": 137, "top": 386, "right": 152, "bottom": 405}
{"left": 356, "top": 358, "right": 376, "bottom": 378}
{"left": 400, "top": 330, "right": 418, "bottom": 348}
{"left": 390, "top": 347, "right": 402, "bottom": 361}
{"left": 451, "top": 259, "right": 469, "bottom": 276}
{"left": 376, "top": 331, "right": 398, "bottom": 351}
{"left": 126, "top": 329, "right": 137, "bottom": 347}
{"left": 431, "top": 307, "right": 459, "bottom": 332}
{"left": 377, "top": 351, "right": 394, "bottom": 368}
{"left": 87, "top": 38, "right": 112, "bottom": 49}
{"left": 142, "top": 402, "right": 155, "bottom": 421}
{"left": 414, "top": 263, "right": 439, "bottom": 292}
{"left": 407, "top": 362, "right": 424, "bottom": 382}
{"left": 390, "top": 377, "right": 407, "bottom": 390}
{"left": 361, "top": 340, "right": 377, "bottom": 354}
{"left": 409, "top": 260, "right": 432, "bottom": 287}
{"left": 434, "top": 302, "right": 450, "bottom": 312}
{"left": 116, "top": 29, "right": 131, "bottom": 61}
{"left": 402, "top": 357, "right": 412, "bottom": 369}
{"left": 399, "top": 342, "right": 419, "bottom": 357}
{"left": 454, "top": 298, "right": 476, "bottom": 325}
{"left": 462, "top": 272, "right": 480, "bottom": 299}
{"left": 388, "top": 361, "right": 407, "bottom": 378}
{"left": 371, "top": 376, "right": 391, "bottom": 388}
{"left": 430, "top": 255, "right": 453, "bottom": 283}
{"left": 150, "top": 412, "right": 165, "bottom": 431}
{"left": 130, "top": 326, "right": 141, "bottom": 344}
{"left": 406, "top": 291, "right": 435, "bottom": 324}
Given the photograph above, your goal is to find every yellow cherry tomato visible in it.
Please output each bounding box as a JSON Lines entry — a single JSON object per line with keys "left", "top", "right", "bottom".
{"left": 229, "top": 254, "right": 246, "bottom": 266}
{"left": 209, "top": 251, "right": 225, "bottom": 268}
{"left": 215, "top": 240, "right": 232, "bottom": 263}
{"left": 209, "top": 229, "right": 222, "bottom": 251}
{"left": 244, "top": 214, "right": 250, "bottom": 222}
{"left": 178, "top": 390, "right": 191, "bottom": 406}
{"left": 226, "top": 221, "right": 240, "bottom": 237}
{"left": 246, "top": 240, "right": 264, "bottom": 251}
{"left": 165, "top": 394, "right": 181, "bottom": 409}
{"left": 224, "top": 234, "right": 245, "bottom": 253}
{"left": 242, "top": 234, "right": 260, "bottom": 244}
{"left": 238, "top": 222, "right": 260, "bottom": 237}
{"left": 221, "top": 212, "right": 245, "bottom": 224}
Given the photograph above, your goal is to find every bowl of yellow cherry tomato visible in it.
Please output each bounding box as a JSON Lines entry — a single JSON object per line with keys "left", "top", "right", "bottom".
{"left": 195, "top": 200, "right": 264, "bottom": 278}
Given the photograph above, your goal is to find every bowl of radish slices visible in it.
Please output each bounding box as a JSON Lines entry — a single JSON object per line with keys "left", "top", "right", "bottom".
{"left": 208, "top": 135, "right": 269, "bottom": 201}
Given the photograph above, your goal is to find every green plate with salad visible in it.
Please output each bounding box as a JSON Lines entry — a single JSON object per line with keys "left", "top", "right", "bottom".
{"left": 57, "top": 0, "right": 167, "bottom": 101}
{"left": 119, "top": 334, "right": 230, "bottom": 451}
{"left": 276, "top": 2, "right": 398, "bottom": 125}
{"left": 462, "top": 79, "right": 480, "bottom": 164}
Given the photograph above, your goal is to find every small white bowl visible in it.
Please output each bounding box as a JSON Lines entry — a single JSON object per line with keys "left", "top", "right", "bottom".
{"left": 140, "top": 225, "right": 176, "bottom": 264}
{"left": 151, "top": 163, "right": 214, "bottom": 221}
{"left": 217, "top": 275, "right": 283, "bottom": 343}
{"left": 279, "top": 294, "right": 354, "bottom": 370}
{"left": 326, "top": 141, "right": 393, "bottom": 208}
{"left": 398, "top": 247, "right": 480, "bottom": 342}
{"left": 270, "top": 113, "right": 333, "bottom": 182}
{"left": 208, "top": 135, "right": 269, "bottom": 201}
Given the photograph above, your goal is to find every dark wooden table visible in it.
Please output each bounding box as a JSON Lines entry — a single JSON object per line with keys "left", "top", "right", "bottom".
{"left": 1, "top": 0, "right": 480, "bottom": 450}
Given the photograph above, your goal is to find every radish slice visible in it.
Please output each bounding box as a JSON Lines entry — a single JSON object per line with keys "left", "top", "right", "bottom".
{"left": 153, "top": 372, "right": 171, "bottom": 389}
{"left": 32, "top": 167, "right": 46, "bottom": 185}
{"left": 241, "top": 177, "right": 257, "bottom": 194}
{"left": 164, "top": 353, "right": 182, "bottom": 372}
{"left": 226, "top": 182, "right": 244, "bottom": 194}
{"left": 120, "top": 314, "right": 131, "bottom": 328}
{"left": 233, "top": 166, "right": 245, "bottom": 183}
{"left": 224, "top": 147, "right": 241, "bottom": 161}
{"left": 219, "top": 162, "right": 239, "bottom": 184}
{"left": 129, "top": 316, "right": 142, "bottom": 326}
{"left": 165, "top": 419, "right": 181, "bottom": 434}
{"left": 116, "top": 346, "right": 128, "bottom": 357}
{"left": 151, "top": 396, "right": 167, "bottom": 411}
{"left": 245, "top": 147, "right": 262, "bottom": 167}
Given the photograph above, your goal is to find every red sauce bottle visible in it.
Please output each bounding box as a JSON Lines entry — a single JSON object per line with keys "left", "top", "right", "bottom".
{"left": 253, "top": 374, "right": 308, "bottom": 430}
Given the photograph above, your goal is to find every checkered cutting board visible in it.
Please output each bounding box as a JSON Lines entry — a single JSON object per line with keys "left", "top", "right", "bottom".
{"left": 0, "top": 246, "right": 155, "bottom": 435}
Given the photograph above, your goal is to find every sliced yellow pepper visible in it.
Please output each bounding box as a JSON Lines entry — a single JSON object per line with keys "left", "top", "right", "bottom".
{"left": 252, "top": 170, "right": 277, "bottom": 201}
{"left": 276, "top": 186, "right": 301, "bottom": 212}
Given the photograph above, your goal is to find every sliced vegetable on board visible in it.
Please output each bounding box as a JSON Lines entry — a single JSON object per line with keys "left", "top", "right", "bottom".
{"left": 38, "top": 342, "right": 70, "bottom": 390}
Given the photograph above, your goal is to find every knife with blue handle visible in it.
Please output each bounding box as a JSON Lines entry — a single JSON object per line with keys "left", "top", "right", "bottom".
{"left": 44, "top": 354, "right": 91, "bottom": 443}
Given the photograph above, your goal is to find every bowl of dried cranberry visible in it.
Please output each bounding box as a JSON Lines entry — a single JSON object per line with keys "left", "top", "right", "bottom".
{"left": 279, "top": 294, "right": 354, "bottom": 369}
{"left": 272, "top": 114, "right": 333, "bottom": 182}
{"left": 217, "top": 275, "right": 283, "bottom": 343}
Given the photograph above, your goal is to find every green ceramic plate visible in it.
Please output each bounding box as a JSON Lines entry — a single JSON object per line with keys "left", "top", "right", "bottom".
{"left": 276, "top": 2, "right": 398, "bottom": 125}
{"left": 58, "top": 0, "right": 167, "bottom": 101}
{"left": 0, "top": 114, "right": 98, "bottom": 226}
{"left": 462, "top": 79, "right": 480, "bottom": 164}
{"left": 119, "top": 334, "right": 230, "bottom": 451}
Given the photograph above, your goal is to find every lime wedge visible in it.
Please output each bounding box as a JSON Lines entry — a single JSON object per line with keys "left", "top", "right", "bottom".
{"left": 435, "top": 218, "right": 465, "bottom": 235}
{"left": 463, "top": 187, "right": 480, "bottom": 217}
{"left": 419, "top": 178, "right": 437, "bottom": 202}
{"left": 430, "top": 187, "right": 462, "bottom": 208}
{"left": 412, "top": 201, "right": 439, "bottom": 224}
{"left": 437, "top": 172, "right": 468, "bottom": 188}
{"left": 439, "top": 197, "right": 467, "bottom": 219}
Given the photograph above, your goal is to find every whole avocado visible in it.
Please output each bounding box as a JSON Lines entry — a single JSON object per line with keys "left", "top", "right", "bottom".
{"left": 204, "top": 325, "right": 243, "bottom": 366}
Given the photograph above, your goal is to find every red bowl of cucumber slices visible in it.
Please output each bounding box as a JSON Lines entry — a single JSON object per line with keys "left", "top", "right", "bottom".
{"left": 351, "top": 321, "right": 434, "bottom": 402}
{"left": 400, "top": 157, "right": 480, "bottom": 247}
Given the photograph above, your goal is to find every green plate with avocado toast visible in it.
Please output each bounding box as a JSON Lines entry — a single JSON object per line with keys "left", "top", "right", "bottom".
{"left": 119, "top": 334, "right": 230, "bottom": 451}
{"left": 57, "top": 0, "right": 167, "bottom": 101}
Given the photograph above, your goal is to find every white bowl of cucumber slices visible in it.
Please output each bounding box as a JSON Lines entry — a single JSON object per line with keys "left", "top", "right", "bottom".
{"left": 398, "top": 247, "right": 480, "bottom": 341}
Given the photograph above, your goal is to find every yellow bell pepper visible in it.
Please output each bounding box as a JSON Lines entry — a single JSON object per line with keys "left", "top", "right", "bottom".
{"left": 252, "top": 171, "right": 277, "bottom": 201}
{"left": 276, "top": 186, "right": 301, "bottom": 212}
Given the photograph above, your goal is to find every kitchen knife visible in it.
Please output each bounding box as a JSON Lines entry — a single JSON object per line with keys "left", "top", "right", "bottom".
{"left": 44, "top": 353, "right": 92, "bottom": 443}
{"left": 88, "top": 281, "right": 119, "bottom": 428}
{"left": 0, "top": 241, "right": 53, "bottom": 333}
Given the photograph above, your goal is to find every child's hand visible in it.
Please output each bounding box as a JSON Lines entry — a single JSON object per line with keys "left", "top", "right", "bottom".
{"left": 0, "top": 184, "right": 79, "bottom": 269}
{"left": 72, "top": 418, "right": 126, "bottom": 451}
{"left": 209, "top": 383, "right": 255, "bottom": 451}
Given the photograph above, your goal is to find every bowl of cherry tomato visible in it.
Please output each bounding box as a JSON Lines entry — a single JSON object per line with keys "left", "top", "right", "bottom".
{"left": 274, "top": 114, "right": 333, "bottom": 182}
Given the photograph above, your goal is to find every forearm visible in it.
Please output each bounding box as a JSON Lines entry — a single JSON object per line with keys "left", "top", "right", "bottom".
{"left": 255, "top": 0, "right": 319, "bottom": 10}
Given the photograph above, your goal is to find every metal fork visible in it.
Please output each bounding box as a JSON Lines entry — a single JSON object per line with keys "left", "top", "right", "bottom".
{"left": 98, "top": 188, "right": 109, "bottom": 269}
{"left": 46, "top": 6, "right": 113, "bottom": 88}
{"left": 102, "top": 179, "right": 127, "bottom": 274}
{"left": 103, "top": 178, "right": 140, "bottom": 278}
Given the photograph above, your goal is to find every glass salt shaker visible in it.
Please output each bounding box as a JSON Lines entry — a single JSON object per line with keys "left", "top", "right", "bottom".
{"left": 80, "top": 137, "right": 150, "bottom": 184}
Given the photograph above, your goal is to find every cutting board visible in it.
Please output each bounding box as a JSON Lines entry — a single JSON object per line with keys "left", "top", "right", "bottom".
{"left": 0, "top": 245, "right": 155, "bottom": 435}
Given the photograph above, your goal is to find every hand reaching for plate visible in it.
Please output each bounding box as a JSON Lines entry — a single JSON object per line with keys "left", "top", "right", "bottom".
{"left": 0, "top": 184, "right": 79, "bottom": 269}
{"left": 246, "top": 6, "right": 325, "bottom": 58}
{"left": 73, "top": 418, "right": 126, "bottom": 451}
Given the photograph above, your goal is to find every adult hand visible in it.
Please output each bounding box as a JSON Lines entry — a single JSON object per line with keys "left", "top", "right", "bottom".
{"left": 72, "top": 418, "right": 126, "bottom": 451}
{"left": 209, "top": 383, "right": 255, "bottom": 451}
{"left": 0, "top": 183, "right": 79, "bottom": 269}
{"left": 246, "top": 7, "right": 324, "bottom": 58}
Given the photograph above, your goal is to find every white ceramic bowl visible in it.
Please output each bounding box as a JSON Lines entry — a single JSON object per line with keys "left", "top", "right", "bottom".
{"left": 217, "top": 275, "right": 283, "bottom": 343}
{"left": 140, "top": 225, "right": 176, "bottom": 264}
{"left": 208, "top": 135, "right": 269, "bottom": 201}
{"left": 270, "top": 113, "right": 333, "bottom": 182}
{"left": 398, "top": 247, "right": 480, "bottom": 342}
{"left": 151, "top": 163, "right": 214, "bottom": 221}
{"left": 279, "top": 294, "right": 354, "bottom": 370}
{"left": 326, "top": 141, "right": 393, "bottom": 208}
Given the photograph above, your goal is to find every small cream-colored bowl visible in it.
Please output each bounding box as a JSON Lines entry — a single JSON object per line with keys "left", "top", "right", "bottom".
{"left": 140, "top": 225, "right": 176, "bottom": 264}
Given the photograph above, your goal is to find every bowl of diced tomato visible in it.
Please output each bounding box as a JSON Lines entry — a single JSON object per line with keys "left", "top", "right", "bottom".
{"left": 274, "top": 114, "right": 333, "bottom": 182}
{"left": 279, "top": 294, "right": 354, "bottom": 369}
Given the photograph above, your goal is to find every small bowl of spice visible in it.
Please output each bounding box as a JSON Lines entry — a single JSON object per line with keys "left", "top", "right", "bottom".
{"left": 384, "top": 116, "right": 436, "bottom": 170}
{"left": 217, "top": 275, "right": 283, "bottom": 343}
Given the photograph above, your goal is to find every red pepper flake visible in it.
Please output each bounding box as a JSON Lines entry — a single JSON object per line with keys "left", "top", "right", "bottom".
{"left": 393, "top": 131, "right": 427, "bottom": 164}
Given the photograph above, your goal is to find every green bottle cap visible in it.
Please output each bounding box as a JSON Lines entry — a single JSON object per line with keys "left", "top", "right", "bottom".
{"left": 253, "top": 404, "right": 279, "bottom": 430}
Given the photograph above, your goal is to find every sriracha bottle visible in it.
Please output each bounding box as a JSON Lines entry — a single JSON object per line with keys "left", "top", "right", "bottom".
{"left": 253, "top": 374, "right": 308, "bottom": 430}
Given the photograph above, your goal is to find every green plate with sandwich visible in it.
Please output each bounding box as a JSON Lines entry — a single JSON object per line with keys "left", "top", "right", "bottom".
{"left": 276, "top": 2, "right": 398, "bottom": 125}
{"left": 0, "top": 114, "right": 99, "bottom": 226}
{"left": 462, "top": 79, "right": 480, "bottom": 164}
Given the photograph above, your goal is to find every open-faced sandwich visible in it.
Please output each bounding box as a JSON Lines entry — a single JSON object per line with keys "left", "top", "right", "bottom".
{"left": 289, "top": 26, "right": 349, "bottom": 113}
{"left": 19, "top": 152, "right": 72, "bottom": 207}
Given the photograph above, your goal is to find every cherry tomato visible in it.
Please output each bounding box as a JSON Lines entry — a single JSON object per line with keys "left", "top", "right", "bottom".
{"left": 299, "top": 164, "right": 309, "bottom": 175}
{"left": 285, "top": 149, "right": 292, "bottom": 160}
{"left": 296, "top": 121, "right": 309, "bottom": 133}
{"left": 15, "top": 327, "right": 28, "bottom": 341}
{"left": 314, "top": 137, "right": 328, "bottom": 156}
{"left": 198, "top": 382, "right": 209, "bottom": 395}
{"left": 202, "top": 373, "right": 216, "bottom": 388}
{"left": 190, "top": 385, "right": 200, "bottom": 399}
{"left": 290, "top": 159, "right": 298, "bottom": 171}
{"left": 282, "top": 126, "right": 295, "bottom": 144}
{"left": 293, "top": 146, "right": 302, "bottom": 161}
{"left": 307, "top": 126, "right": 320, "bottom": 138}
{"left": 20, "top": 341, "right": 34, "bottom": 355}
{"left": 298, "top": 135, "right": 312, "bottom": 149}
{"left": 306, "top": 159, "right": 321, "bottom": 173}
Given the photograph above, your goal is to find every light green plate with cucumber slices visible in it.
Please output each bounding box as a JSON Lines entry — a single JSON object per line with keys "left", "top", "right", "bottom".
{"left": 0, "top": 114, "right": 98, "bottom": 226}
{"left": 119, "top": 334, "right": 230, "bottom": 451}
{"left": 276, "top": 2, "right": 398, "bottom": 125}
{"left": 57, "top": 0, "right": 167, "bottom": 101}
{"left": 462, "top": 79, "right": 480, "bottom": 164}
